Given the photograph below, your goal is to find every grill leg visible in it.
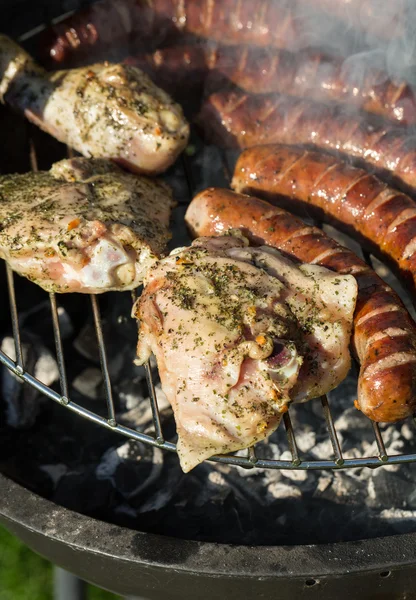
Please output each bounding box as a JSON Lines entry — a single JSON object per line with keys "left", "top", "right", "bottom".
{"left": 53, "top": 567, "right": 86, "bottom": 600}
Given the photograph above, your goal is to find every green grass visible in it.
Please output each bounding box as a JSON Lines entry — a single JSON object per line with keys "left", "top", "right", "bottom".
{"left": 0, "top": 525, "right": 121, "bottom": 600}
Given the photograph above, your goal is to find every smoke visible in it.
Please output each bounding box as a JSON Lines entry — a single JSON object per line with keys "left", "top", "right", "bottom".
{"left": 291, "top": 0, "right": 416, "bottom": 82}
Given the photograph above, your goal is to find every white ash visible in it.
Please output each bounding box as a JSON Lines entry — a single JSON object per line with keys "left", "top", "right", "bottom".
{"left": 1, "top": 334, "right": 59, "bottom": 428}
{"left": 96, "top": 443, "right": 131, "bottom": 483}
{"left": 73, "top": 322, "right": 99, "bottom": 363}
{"left": 72, "top": 367, "right": 103, "bottom": 399}
{"left": 56, "top": 306, "right": 74, "bottom": 339}
{"left": 268, "top": 482, "right": 302, "bottom": 500}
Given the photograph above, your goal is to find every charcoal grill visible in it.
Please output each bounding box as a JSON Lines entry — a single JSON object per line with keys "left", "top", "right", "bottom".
{"left": 2, "top": 1, "right": 416, "bottom": 598}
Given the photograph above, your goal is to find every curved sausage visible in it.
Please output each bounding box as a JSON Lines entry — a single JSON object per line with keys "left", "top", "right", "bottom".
{"left": 39, "top": 0, "right": 137, "bottom": 65}
{"left": 232, "top": 144, "right": 416, "bottom": 293}
{"left": 198, "top": 89, "right": 416, "bottom": 192}
{"left": 39, "top": 0, "right": 326, "bottom": 66}
{"left": 128, "top": 45, "right": 416, "bottom": 125}
{"left": 185, "top": 187, "right": 416, "bottom": 423}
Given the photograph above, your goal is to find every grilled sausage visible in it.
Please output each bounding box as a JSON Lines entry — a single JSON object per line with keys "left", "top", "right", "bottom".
{"left": 128, "top": 45, "right": 416, "bottom": 125}
{"left": 199, "top": 89, "right": 416, "bottom": 192}
{"left": 40, "top": 0, "right": 323, "bottom": 65}
{"left": 185, "top": 188, "right": 416, "bottom": 422}
{"left": 232, "top": 144, "right": 416, "bottom": 293}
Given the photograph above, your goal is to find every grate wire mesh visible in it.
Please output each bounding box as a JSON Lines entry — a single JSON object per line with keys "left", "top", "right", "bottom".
{"left": 1, "top": 129, "right": 416, "bottom": 472}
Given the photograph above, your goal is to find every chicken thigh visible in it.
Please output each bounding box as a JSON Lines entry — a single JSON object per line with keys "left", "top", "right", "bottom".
{"left": 0, "top": 157, "right": 174, "bottom": 293}
{"left": 134, "top": 235, "right": 357, "bottom": 471}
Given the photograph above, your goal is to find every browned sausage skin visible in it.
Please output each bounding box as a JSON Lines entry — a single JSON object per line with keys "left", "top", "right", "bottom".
{"left": 198, "top": 90, "right": 416, "bottom": 192}
{"left": 185, "top": 188, "right": 416, "bottom": 422}
{"left": 40, "top": 0, "right": 303, "bottom": 65}
{"left": 232, "top": 145, "right": 416, "bottom": 294}
{"left": 128, "top": 45, "right": 416, "bottom": 125}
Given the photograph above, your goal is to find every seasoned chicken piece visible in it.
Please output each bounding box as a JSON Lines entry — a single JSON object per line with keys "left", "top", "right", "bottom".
{"left": 133, "top": 235, "right": 357, "bottom": 471}
{"left": 0, "top": 157, "right": 174, "bottom": 293}
{"left": 0, "top": 35, "right": 189, "bottom": 175}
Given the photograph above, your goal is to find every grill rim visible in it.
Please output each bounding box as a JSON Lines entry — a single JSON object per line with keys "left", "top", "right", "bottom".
{"left": 1, "top": 471, "right": 416, "bottom": 579}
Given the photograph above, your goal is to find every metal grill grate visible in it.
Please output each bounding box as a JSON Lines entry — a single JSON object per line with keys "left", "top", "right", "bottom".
{"left": 1, "top": 127, "right": 416, "bottom": 473}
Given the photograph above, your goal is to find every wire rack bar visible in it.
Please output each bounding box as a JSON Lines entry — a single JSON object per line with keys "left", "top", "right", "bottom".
{"left": 1, "top": 339, "right": 414, "bottom": 469}
{"left": 5, "top": 266, "right": 24, "bottom": 372}
{"left": 90, "top": 295, "right": 116, "bottom": 426}
{"left": 283, "top": 412, "right": 301, "bottom": 466}
{"left": 321, "top": 395, "right": 344, "bottom": 466}
{"left": 49, "top": 293, "right": 69, "bottom": 400}
{"left": 144, "top": 361, "right": 164, "bottom": 444}
{"left": 247, "top": 446, "right": 257, "bottom": 465}
{"left": 372, "top": 422, "right": 388, "bottom": 462}
{"left": 131, "top": 289, "right": 164, "bottom": 443}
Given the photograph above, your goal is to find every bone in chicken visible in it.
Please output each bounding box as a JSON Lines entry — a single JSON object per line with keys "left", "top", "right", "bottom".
{"left": 0, "top": 157, "right": 174, "bottom": 294}
{"left": 0, "top": 35, "right": 189, "bottom": 175}
{"left": 133, "top": 235, "right": 357, "bottom": 471}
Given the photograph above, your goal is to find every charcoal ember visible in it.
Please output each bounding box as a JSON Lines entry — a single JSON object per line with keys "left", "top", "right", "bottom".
{"left": 267, "top": 480, "right": 302, "bottom": 500}
{"left": 53, "top": 464, "right": 116, "bottom": 515}
{"left": 73, "top": 321, "right": 99, "bottom": 363}
{"left": 17, "top": 300, "right": 75, "bottom": 342}
{"left": 1, "top": 334, "right": 59, "bottom": 428}
{"left": 295, "top": 429, "right": 316, "bottom": 453}
{"left": 96, "top": 440, "right": 164, "bottom": 501}
{"left": 72, "top": 367, "right": 103, "bottom": 399}
{"left": 39, "top": 464, "right": 68, "bottom": 488}
{"left": 114, "top": 373, "right": 148, "bottom": 416}
{"left": 314, "top": 471, "right": 366, "bottom": 505}
{"left": 369, "top": 469, "right": 416, "bottom": 509}
{"left": 73, "top": 293, "right": 141, "bottom": 389}
{"left": 379, "top": 509, "right": 416, "bottom": 534}
{"left": 74, "top": 318, "right": 132, "bottom": 381}
{"left": 115, "top": 381, "right": 174, "bottom": 439}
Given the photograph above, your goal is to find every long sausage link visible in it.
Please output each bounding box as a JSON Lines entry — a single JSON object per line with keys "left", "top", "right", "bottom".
{"left": 127, "top": 44, "right": 416, "bottom": 125}
{"left": 185, "top": 188, "right": 416, "bottom": 422}
{"left": 199, "top": 89, "right": 416, "bottom": 192}
{"left": 232, "top": 145, "right": 416, "bottom": 293}
{"left": 40, "top": 0, "right": 331, "bottom": 65}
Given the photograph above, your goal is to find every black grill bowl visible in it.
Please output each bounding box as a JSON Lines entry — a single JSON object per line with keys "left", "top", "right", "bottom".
{"left": 2, "top": 472, "right": 416, "bottom": 599}
{"left": 2, "top": 2, "right": 416, "bottom": 599}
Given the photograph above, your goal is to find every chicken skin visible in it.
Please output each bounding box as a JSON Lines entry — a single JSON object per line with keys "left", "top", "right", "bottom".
{"left": 0, "top": 35, "right": 189, "bottom": 175}
{"left": 0, "top": 157, "right": 174, "bottom": 293}
{"left": 134, "top": 235, "right": 356, "bottom": 471}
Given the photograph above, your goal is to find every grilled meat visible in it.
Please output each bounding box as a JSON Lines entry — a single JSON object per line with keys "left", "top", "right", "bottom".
{"left": 39, "top": 0, "right": 348, "bottom": 67}
{"left": 0, "top": 35, "right": 189, "bottom": 175}
{"left": 232, "top": 144, "right": 416, "bottom": 294}
{"left": 185, "top": 188, "right": 416, "bottom": 423}
{"left": 199, "top": 89, "right": 416, "bottom": 192}
{"left": 0, "top": 157, "right": 174, "bottom": 293}
{"left": 134, "top": 234, "right": 357, "bottom": 471}
{"left": 129, "top": 45, "right": 416, "bottom": 125}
